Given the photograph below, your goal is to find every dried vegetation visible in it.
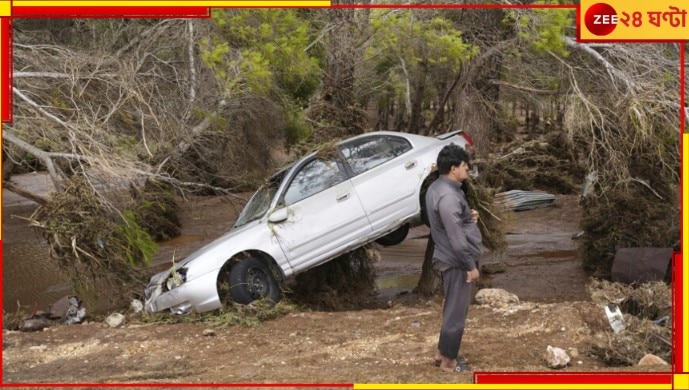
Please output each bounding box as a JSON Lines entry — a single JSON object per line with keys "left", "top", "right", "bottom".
{"left": 586, "top": 279, "right": 672, "bottom": 366}
{"left": 29, "top": 176, "right": 156, "bottom": 309}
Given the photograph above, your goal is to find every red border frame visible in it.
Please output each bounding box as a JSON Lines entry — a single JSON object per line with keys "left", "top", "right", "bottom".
{"left": 0, "top": 2, "right": 685, "bottom": 388}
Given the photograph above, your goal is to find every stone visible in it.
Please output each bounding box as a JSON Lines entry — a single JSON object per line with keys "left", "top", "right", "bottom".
{"left": 638, "top": 354, "right": 668, "bottom": 366}
{"left": 546, "top": 345, "right": 570, "bottom": 369}
{"left": 105, "top": 313, "right": 126, "bottom": 328}
{"left": 568, "top": 348, "right": 579, "bottom": 358}
{"left": 202, "top": 329, "right": 216, "bottom": 337}
{"left": 474, "top": 288, "right": 520, "bottom": 307}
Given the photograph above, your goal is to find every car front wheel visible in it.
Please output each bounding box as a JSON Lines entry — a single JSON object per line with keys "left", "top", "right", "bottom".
{"left": 229, "top": 257, "right": 282, "bottom": 304}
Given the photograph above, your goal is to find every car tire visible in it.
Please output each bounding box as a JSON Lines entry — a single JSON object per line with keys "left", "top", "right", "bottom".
{"left": 420, "top": 173, "right": 439, "bottom": 226}
{"left": 375, "top": 224, "right": 410, "bottom": 246}
{"left": 229, "top": 257, "right": 282, "bottom": 305}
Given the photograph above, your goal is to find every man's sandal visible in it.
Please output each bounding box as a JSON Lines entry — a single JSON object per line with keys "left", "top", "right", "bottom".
{"left": 434, "top": 355, "right": 468, "bottom": 367}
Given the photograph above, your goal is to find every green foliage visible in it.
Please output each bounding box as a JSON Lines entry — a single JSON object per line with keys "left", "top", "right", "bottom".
{"left": 204, "top": 9, "right": 322, "bottom": 103}
{"left": 369, "top": 10, "right": 477, "bottom": 69}
{"left": 366, "top": 10, "right": 478, "bottom": 103}
{"left": 509, "top": 2, "right": 574, "bottom": 56}
{"left": 116, "top": 211, "right": 158, "bottom": 268}
{"left": 284, "top": 104, "right": 312, "bottom": 144}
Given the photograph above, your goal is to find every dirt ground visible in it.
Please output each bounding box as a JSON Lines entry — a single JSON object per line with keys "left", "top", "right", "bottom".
{"left": 1, "top": 193, "right": 673, "bottom": 384}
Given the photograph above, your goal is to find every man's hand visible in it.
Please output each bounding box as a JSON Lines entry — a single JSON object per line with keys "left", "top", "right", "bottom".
{"left": 470, "top": 209, "right": 479, "bottom": 223}
{"left": 466, "top": 268, "right": 480, "bottom": 283}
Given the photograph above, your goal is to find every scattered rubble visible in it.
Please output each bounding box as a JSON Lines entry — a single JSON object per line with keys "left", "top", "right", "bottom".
{"left": 546, "top": 345, "right": 570, "bottom": 369}
{"left": 474, "top": 288, "right": 519, "bottom": 307}
{"left": 105, "top": 313, "right": 126, "bottom": 328}
{"left": 638, "top": 354, "right": 668, "bottom": 366}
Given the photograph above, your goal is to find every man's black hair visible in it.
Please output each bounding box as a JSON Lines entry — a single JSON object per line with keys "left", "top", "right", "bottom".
{"left": 437, "top": 143, "right": 471, "bottom": 175}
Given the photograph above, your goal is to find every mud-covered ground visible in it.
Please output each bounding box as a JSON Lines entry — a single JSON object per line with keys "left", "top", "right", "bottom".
{"left": 2, "top": 194, "right": 673, "bottom": 384}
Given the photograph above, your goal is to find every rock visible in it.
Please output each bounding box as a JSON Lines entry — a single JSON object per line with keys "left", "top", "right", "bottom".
{"left": 568, "top": 348, "right": 579, "bottom": 358}
{"left": 105, "top": 313, "right": 125, "bottom": 328}
{"left": 202, "top": 329, "right": 216, "bottom": 337}
{"left": 638, "top": 354, "right": 668, "bottom": 366}
{"left": 546, "top": 345, "right": 570, "bottom": 369}
{"left": 474, "top": 288, "right": 519, "bottom": 307}
{"left": 18, "top": 318, "right": 52, "bottom": 332}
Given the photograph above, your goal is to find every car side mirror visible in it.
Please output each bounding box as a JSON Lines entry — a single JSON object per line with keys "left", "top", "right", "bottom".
{"left": 267, "top": 208, "right": 288, "bottom": 223}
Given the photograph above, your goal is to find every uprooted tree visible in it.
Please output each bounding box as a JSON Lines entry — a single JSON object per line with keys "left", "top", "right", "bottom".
{"left": 4, "top": 9, "right": 681, "bottom": 310}
{"left": 5, "top": 18, "right": 295, "bottom": 305}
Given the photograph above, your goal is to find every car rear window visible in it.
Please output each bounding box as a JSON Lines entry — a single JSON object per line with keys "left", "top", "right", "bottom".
{"left": 340, "top": 135, "right": 411, "bottom": 175}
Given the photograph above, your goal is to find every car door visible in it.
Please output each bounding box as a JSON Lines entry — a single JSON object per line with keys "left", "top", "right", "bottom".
{"left": 340, "top": 135, "right": 423, "bottom": 232}
{"left": 270, "top": 157, "right": 372, "bottom": 273}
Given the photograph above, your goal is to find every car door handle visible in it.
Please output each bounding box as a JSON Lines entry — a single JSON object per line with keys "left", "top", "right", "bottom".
{"left": 405, "top": 160, "right": 417, "bottom": 169}
{"left": 336, "top": 192, "right": 350, "bottom": 202}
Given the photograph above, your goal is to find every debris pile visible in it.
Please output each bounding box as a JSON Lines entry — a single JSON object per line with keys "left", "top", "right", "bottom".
{"left": 478, "top": 130, "right": 585, "bottom": 195}
{"left": 465, "top": 179, "right": 508, "bottom": 254}
{"left": 30, "top": 175, "right": 156, "bottom": 308}
{"left": 578, "top": 181, "right": 679, "bottom": 277}
{"left": 129, "top": 178, "right": 181, "bottom": 241}
{"left": 291, "top": 244, "right": 380, "bottom": 310}
{"left": 586, "top": 279, "right": 671, "bottom": 366}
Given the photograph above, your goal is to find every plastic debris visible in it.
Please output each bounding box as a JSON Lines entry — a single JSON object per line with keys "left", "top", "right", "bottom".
{"left": 63, "top": 296, "right": 87, "bottom": 325}
{"left": 605, "top": 303, "right": 625, "bottom": 333}
{"left": 130, "top": 299, "right": 144, "bottom": 313}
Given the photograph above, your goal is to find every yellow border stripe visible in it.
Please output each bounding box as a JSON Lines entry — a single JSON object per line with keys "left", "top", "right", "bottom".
{"left": 14, "top": 1, "right": 330, "bottom": 5}
{"left": 354, "top": 385, "right": 671, "bottom": 390}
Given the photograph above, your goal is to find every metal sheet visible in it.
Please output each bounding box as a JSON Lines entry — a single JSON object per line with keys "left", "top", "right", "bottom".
{"left": 494, "top": 190, "right": 557, "bottom": 211}
{"left": 611, "top": 247, "right": 672, "bottom": 284}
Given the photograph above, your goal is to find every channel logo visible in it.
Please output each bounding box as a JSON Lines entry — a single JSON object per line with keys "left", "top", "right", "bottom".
{"left": 584, "top": 3, "right": 618, "bottom": 36}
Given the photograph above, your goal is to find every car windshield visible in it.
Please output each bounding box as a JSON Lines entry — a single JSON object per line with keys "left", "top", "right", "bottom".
{"left": 233, "top": 169, "right": 288, "bottom": 228}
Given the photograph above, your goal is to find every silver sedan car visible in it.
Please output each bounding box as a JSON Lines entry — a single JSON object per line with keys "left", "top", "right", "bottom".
{"left": 144, "top": 130, "right": 473, "bottom": 314}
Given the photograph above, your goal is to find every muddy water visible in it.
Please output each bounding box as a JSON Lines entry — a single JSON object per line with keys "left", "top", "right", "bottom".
{"left": 2, "top": 240, "right": 73, "bottom": 313}
{"left": 2, "top": 202, "right": 75, "bottom": 313}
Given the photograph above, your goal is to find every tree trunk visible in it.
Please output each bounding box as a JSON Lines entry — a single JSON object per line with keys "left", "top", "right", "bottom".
{"left": 308, "top": 1, "right": 368, "bottom": 139}
{"left": 3, "top": 181, "right": 48, "bottom": 206}
{"left": 407, "top": 58, "right": 428, "bottom": 134}
{"left": 416, "top": 236, "right": 442, "bottom": 295}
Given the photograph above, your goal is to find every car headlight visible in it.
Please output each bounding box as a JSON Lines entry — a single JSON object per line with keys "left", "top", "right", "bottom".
{"left": 166, "top": 268, "right": 187, "bottom": 291}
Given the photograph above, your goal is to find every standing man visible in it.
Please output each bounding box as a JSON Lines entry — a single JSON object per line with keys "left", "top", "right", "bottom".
{"left": 425, "top": 143, "right": 482, "bottom": 373}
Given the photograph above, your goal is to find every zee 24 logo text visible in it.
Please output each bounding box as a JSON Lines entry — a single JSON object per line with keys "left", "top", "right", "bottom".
{"left": 584, "top": 3, "right": 687, "bottom": 36}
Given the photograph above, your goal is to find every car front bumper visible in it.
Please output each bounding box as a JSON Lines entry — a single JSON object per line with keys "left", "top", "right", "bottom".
{"left": 144, "top": 269, "right": 222, "bottom": 315}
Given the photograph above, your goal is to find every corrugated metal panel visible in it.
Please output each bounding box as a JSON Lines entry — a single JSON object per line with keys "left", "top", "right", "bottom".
{"left": 494, "top": 190, "right": 556, "bottom": 211}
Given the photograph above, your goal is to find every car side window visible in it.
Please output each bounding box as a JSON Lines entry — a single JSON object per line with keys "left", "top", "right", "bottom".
{"left": 283, "top": 159, "right": 347, "bottom": 205}
{"left": 340, "top": 135, "right": 412, "bottom": 176}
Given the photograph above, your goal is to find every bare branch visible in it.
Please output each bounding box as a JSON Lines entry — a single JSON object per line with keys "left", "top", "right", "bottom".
{"left": 3, "top": 130, "right": 66, "bottom": 191}
{"left": 2, "top": 180, "right": 49, "bottom": 206}
{"left": 563, "top": 36, "right": 636, "bottom": 92}
{"left": 12, "top": 87, "right": 77, "bottom": 133}
{"left": 187, "top": 20, "right": 197, "bottom": 108}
